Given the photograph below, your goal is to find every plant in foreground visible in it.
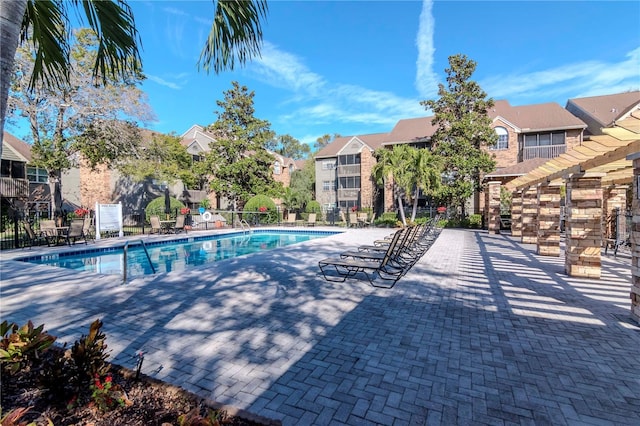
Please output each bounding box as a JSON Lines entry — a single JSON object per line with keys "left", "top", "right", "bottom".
{"left": 90, "top": 373, "right": 127, "bottom": 411}
{"left": 0, "top": 320, "right": 56, "bottom": 374}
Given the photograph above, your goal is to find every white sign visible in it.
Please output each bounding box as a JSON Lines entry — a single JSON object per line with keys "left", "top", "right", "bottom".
{"left": 95, "top": 202, "right": 124, "bottom": 240}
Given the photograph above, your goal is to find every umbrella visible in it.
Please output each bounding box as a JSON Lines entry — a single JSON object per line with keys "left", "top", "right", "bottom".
{"left": 164, "top": 188, "right": 171, "bottom": 215}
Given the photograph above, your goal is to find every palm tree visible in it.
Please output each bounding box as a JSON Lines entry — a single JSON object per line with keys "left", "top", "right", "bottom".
{"left": 0, "top": 0, "right": 268, "bottom": 157}
{"left": 407, "top": 148, "right": 441, "bottom": 222}
{"left": 372, "top": 145, "right": 413, "bottom": 226}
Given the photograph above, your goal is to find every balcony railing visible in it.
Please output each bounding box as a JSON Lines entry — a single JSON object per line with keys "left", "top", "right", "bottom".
{"left": 338, "top": 188, "right": 360, "bottom": 199}
{"left": 0, "top": 178, "right": 29, "bottom": 198}
{"left": 522, "top": 144, "right": 566, "bottom": 160}
{"left": 337, "top": 164, "right": 360, "bottom": 176}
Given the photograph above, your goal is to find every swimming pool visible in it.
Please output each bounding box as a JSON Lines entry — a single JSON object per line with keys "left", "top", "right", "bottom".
{"left": 19, "top": 230, "right": 339, "bottom": 279}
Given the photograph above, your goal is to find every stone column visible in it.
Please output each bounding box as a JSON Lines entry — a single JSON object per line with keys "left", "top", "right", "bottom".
{"left": 511, "top": 190, "right": 523, "bottom": 237}
{"left": 521, "top": 186, "right": 538, "bottom": 244}
{"left": 564, "top": 173, "right": 603, "bottom": 279}
{"left": 537, "top": 183, "right": 562, "bottom": 256}
{"left": 487, "top": 181, "right": 501, "bottom": 234}
{"left": 629, "top": 153, "right": 640, "bottom": 324}
{"left": 602, "top": 185, "right": 628, "bottom": 242}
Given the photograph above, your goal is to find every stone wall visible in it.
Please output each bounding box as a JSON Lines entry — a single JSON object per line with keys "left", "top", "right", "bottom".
{"left": 486, "top": 181, "right": 501, "bottom": 234}
{"left": 564, "top": 173, "right": 603, "bottom": 279}
{"left": 511, "top": 190, "right": 523, "bottom": 237}
{"left": 360, "top": 148, "right": 376, "bottom": 210}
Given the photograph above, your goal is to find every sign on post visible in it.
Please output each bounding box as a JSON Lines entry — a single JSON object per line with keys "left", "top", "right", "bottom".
{"left": 95, "top": 202, "right": 124, "bottom": 240}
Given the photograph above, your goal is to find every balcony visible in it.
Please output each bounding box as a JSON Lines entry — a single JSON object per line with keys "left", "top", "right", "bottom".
{"left": 338, "top": 188, "right": 360, "bottom": 200}
{"left": 522, "top": 144, "right": 566, "bottom": 161}
{"left": 0, "top": 178, "right": 29, "bottom": 198}
{"left": 337, "top": 164, "right": 360, "bottom": 176}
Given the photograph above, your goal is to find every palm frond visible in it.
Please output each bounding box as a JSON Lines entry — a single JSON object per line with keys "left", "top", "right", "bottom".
{"left": 22, "top": 0, "right": 70, "bottom": 90}
{"left": 199, "top": 0, "right": 268, "bottom": 74}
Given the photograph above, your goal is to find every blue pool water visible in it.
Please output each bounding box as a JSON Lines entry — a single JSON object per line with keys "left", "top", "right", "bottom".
{"left": 19, "top": 230, "right": 338, "bottom": 278}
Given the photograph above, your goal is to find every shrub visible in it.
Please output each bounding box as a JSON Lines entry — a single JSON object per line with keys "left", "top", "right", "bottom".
{"left": 145, "top": 196, "right": 185, "bottom": 222}
{"left": 243, "top": 195, "right": 277, "bottom": 224}
{"left": 0, "top": 320, "right": 56, "bottom": 375}
{"left": 374, "top": 212, "right": 399, "bottom": 227}
{"left": 468, "top": 214, "right": 482, "bottom": 229}
{"left": 306, "top": 200, "right": 322, "bottom": 214}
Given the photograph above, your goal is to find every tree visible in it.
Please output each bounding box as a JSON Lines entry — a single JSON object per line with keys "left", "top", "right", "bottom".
{"left": 118, "top": 132, "right": 196, "bottom": 188}
{"left": 289, "top": 160, "right": 315, "bottom": 207}
{"left": 406, "top": 148, "right": 441, "bottom": 222}
{"left": 1, "top": 0, "right": 268, "bottom": 158}
{"left": 9, "top": 28, "right": 153, "bottom": 218}
{"left": 266, "top": 134, "right": 311, "bottom": 159}
{"left": 203, "top": 81, "right": 281, "bottom": 208}
{"left": 372, "top": 145, "right": 412, "bottom": 226}
{"left": 313, "top": 133, "right": 341, "bottom": 153}
{"left": 420, "top": 54, "right": 497, "bottom": 217}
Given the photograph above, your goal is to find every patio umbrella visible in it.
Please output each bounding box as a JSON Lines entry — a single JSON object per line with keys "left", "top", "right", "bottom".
{"left": 164, "top": 188, "right": 171, "bottom": 216}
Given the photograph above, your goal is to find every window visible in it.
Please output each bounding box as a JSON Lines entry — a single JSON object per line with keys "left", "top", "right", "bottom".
{"left": 339, "top": 176, "right": 360, "bottom": 189}
{"left": 27, "top": 167, "right": 48, "bottom": 183}
{"left": 338, "top": 154, "right": 360, "bottom": 166}
{"left": 322, "top": 161, "right": 336, "bottom": 170}
{"left": 1, "top": 160, "right": 26, "bottom": 179}
{"left": 322, "top": 180, "right": 335, "bottom": 191}
{"left": 274, "top": 161, "right": 281, "bottom": 175}
{"left": 491, "top": 127, "right": 508, "bottom": 150}
{"left": 523, "top": 132, "right": 565, "bottom": 146}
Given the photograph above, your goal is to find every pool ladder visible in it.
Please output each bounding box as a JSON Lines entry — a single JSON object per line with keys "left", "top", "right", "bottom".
{"left": 239, "top": 219, "right": 252, "bottom": 234}
{"left": 123, "top": 240, "right": 155, "bottom": 283}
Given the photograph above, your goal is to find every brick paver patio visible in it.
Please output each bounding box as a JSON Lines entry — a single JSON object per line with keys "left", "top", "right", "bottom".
{"left": 2, "top": 228, "right": 639, "bottom": 425}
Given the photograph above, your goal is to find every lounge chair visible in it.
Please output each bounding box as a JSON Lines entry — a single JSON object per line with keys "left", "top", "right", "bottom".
{"left": 285, "top": 213, "right": 297, "bottom": 226}
{"left": 305, "top": 213, "right": 317, "bottom": 227}
{"left": 21, "top": 221, "right": 48, "bottom": 248}
{"left": 62, "top": 219, "right": 87, "bottom": 245}
{"left": 149, "top": 215, "right": 162, "bottom": 234}
{"left": 318, "top": 230, "right": 406, "bottom": 288}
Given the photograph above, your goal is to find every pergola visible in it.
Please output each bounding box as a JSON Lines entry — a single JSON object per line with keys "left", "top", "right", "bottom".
{"left": 484, "top": 110, "right": 640, "bottom": 323}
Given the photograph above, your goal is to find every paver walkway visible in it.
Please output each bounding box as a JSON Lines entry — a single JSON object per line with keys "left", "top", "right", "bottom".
{"left": 1, "top": 228, "right": 639, "bottom": 425}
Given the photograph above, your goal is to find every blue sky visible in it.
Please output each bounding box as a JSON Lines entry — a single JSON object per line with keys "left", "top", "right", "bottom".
{"left": 8, "top": 0, "right": 640, "bottom": 146}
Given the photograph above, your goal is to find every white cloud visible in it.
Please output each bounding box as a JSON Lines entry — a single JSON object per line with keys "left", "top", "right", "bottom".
{"left": 415, "top": 0, "right": 439, "bottom": 99}
{"left": 482, "top": 47, "right": 640, "bottom": 104}
{"left": 146, "top": 74, "right": 183, "bottom": 90}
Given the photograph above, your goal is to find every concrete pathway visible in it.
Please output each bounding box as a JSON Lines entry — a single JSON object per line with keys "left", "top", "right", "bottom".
{"left": 1, "top": 228, "right": 639, "bottom": 425}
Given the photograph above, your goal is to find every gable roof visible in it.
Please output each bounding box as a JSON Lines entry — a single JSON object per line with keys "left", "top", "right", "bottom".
{"left": 2, "top": 132, "right": 31, "bottom": 162}
{"left": 565, "top": 91, "right": 640, "bottom": 136}
{"left": 315, "top": 133, "right": 388, "bottom": 159}
{"left": 383, "top": 116, "right": 437, "bottom": 146}
{"left": 489, "top": 100, "right": 586, "bottom": 132}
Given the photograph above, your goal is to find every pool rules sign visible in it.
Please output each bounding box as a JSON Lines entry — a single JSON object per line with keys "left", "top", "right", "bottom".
{"left": 95, "top": 202, "right": 124, "bottom": 240}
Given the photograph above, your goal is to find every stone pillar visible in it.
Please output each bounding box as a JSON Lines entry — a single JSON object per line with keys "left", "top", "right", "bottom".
{"left": 511, "top": 190, "right": 523, "bottom": 237}
{"left": 602, "top": 185, "right": 628, "bottom": 242}
{"left": 521, "top": 186, "right": 538, "bottom": 244}
{"left": 564, "top": 173, "right": 603, "bottom": 279}
{"left": 537, "top": 183, "right": 562, "bottom": 256}
{"left": 629, "top": 153, "right": 640, "bottom": 324}
{"left": 487, "top": 181, "right": 501, "bottom": 234}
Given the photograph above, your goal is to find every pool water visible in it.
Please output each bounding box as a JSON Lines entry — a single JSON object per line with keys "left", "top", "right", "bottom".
{"left": 21, "top": 230, "right": 337, "bottom": 279}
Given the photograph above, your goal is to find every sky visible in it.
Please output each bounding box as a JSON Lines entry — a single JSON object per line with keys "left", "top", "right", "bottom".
{"left": 7, "top": 0, "right": 640, "bottom": 147}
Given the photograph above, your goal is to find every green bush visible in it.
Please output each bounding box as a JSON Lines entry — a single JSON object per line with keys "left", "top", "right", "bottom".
{"left": 306, "top": 200, "right": 322, "bottom": 214}
{"left": 374, "top": 212, "right": 399, "bottom": 227}
{"left": 439, "top": 214, "right": 483, "bottom": 229}
{"left": 145, "top": 196, "right": 185, "bottom": 222}
{"left": 243, "top": 195, "right": 278, "bottom": 224}
{"left": 468, "top": 214, "right": 482, "bottom": 229}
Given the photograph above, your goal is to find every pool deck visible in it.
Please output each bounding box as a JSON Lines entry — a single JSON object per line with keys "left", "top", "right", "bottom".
{"left": 1, "top": 227, "right": 639, "bottom": 425}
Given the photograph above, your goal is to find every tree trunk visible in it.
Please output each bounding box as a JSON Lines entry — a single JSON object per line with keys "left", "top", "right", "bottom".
{"left": 410, "top": 187, "right": 419, "bottom": 222}
{"left": 0, "top": 0, "right": 27, "bottom": 158}
{"left": 396, "top": 195, "right": 407, "bottom": 227}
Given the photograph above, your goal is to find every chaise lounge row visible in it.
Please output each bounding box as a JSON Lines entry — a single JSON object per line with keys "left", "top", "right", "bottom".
{"left": 318, "top": 219, "right": 442, "bottom": 288}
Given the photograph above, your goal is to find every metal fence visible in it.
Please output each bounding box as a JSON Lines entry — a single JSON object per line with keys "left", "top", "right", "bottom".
{"left": 0, "top": 207, "right": 339, "bottom": 250}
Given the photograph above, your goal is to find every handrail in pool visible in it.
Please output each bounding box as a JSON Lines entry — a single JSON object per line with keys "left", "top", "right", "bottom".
{"left": 239, "top": 219, "right": 252, "bottom": 234}
{"left": 123, "top": 239, "right": 155, "bottom": 283}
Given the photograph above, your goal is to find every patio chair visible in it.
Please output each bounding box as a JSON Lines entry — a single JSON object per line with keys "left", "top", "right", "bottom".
{"left": 285, "top": 212, "right": 297, "bottom": 226}
{"left": 39, "top": 219, "right": 61, "bottom": 245}
{"left": 305, "top": 213, "right": 317, "bottom": 227}
{"left": 149, "top": 215, "right": 162, "bottom": 234}
{"left": 62, "top": 219, "right": 87, "bottom": 245}
{"left": 318, "top": 229, "right": 406, "bottom": 288}
{"left": 348, "top": 212, "right": 359, "bottom": 228}
{"left": 172, "top": 214, "right": 187, "bottom": 234}
{"left": 82, "top": 217, "right": 95, "bottom": 242}
{"left": 357, "top": 212, "right": 371, "bottom": 227}
{"left": 21, "top": 221, "right": 48, "bottom": 248}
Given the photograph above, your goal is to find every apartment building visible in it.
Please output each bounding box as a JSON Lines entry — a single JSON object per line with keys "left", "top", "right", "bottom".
{"left": 315, "top": 98, "right": 594, "bottom": 215}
